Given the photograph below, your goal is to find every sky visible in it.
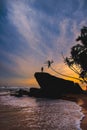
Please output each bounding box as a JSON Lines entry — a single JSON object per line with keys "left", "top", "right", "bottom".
{"left": 0, "top": 0, "right": 87, "bottom": 89}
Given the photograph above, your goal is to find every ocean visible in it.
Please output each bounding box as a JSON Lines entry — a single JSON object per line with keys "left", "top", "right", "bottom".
{"left": 0, "top": 87, "right": 84, "bottom": 130}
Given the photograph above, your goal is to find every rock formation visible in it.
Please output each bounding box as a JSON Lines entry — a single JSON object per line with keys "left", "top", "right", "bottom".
{"left": 29, "top": 72, "right": 84, "bottom": 98}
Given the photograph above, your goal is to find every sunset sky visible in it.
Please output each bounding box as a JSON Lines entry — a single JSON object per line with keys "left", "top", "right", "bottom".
{"left": 0, "top": 0, "right": 87, "bottom": 89}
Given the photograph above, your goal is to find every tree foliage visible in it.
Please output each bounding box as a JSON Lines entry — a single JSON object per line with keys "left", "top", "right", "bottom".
{"left": 64, "top": 26, "right": 87, "bottom": 83}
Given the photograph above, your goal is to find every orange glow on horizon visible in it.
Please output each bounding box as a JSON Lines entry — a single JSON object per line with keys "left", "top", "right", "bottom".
{"left": 1, "top": 62, "right": 86, "bottom": 90}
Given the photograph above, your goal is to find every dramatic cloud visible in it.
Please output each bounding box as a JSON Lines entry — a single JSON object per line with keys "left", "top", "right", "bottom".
{"left": 0, "top": 0, "right": 87, "bottom": 88}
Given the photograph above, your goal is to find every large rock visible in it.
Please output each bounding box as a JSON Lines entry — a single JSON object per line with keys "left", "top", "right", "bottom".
{"left": 29, "top": 72, "right": 84, "bottom": 98}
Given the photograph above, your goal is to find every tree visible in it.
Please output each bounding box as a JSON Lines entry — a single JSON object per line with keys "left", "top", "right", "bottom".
{"left": 64, "top": 26, "right": 87, "bottom": 83}
{"left": 44, "top": 60, "right": 54, "bottom": 68}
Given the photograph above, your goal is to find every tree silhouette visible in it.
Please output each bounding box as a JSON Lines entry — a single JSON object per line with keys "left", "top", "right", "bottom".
{"left": 44, "top": 60, "right": 54, "bottom": 68}
{"left": 43, "top": 26, "right": 87, "bottom": 83}
{"left": 44, "top": 59, "right": 83, "bottom": 82}
{"left": 64, "top": 26, "right": 87, "bottom": 83}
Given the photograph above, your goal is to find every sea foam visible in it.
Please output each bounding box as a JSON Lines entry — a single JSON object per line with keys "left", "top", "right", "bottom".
{"left": 0, "top": 94, "right": 84, "bottom": 130}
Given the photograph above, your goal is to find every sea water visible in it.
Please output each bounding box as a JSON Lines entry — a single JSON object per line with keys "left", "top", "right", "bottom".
{"left": 0, "top": 90, "right": 84, "bottom": 130}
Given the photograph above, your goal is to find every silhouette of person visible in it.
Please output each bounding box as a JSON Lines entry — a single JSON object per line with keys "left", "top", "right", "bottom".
{"left": 41, "top": 67, "right": 44, "bottom": 72}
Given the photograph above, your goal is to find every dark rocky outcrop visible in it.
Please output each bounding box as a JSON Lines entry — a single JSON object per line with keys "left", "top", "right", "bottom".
{"left": 28, "top": 72, "right": 84, "bottom": 98}
{"left": 10, "top": 89, "right": 30, "bottom": 97}
{"left": 10, "top": 72, "right": 85, "bottom": 98}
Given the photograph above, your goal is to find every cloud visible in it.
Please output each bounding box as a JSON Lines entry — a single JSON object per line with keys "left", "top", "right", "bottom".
{"left": 0, "top": 0, "right": 87, "bottom": 87}
{"left": 7, "top": 0, "right": 47, "bottom": 57}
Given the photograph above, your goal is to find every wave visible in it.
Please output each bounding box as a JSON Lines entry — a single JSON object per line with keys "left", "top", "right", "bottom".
{"left": 0, "top": 95, "right": 84, "bottom": 130}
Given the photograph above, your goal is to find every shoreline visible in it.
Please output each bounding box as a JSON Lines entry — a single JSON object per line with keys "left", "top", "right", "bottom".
{"left": 78, "top": 95, "right": 87, "bottom": 130}
{"left": 0, "top": 93, "right": 87, "bottom": 130}
{"left": 62, "top": 94, "right": 87, "bottom": 130}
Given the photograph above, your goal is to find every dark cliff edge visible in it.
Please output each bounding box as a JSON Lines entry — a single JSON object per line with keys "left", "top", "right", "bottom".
{"left": 29, "top": 72, "right": 85, "bottom": 99}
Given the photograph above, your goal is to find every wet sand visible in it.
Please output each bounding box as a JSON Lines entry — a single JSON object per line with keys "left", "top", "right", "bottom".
{"left": 79, "top": 95, "right": 87, "bottom": 130}
{"left": 0, "top": 94, "right": 87, "bottom": 130}
{"left": 62, "top": 94, "right": 87, "bottom": 130}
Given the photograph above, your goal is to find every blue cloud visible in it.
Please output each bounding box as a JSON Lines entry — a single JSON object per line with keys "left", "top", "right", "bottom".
{"left": 0, "top": 0, "right": 87, "bottom": 86}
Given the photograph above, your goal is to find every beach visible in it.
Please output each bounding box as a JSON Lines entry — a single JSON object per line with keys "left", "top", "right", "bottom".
{"left": 0, "top": 89, "right": 87, "bottom": 130}
{"left": 78, "top": 95, "right": 87, "bottom": 130}
{"left": 62, "top": 94, "right": 87, "bottom": 130}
